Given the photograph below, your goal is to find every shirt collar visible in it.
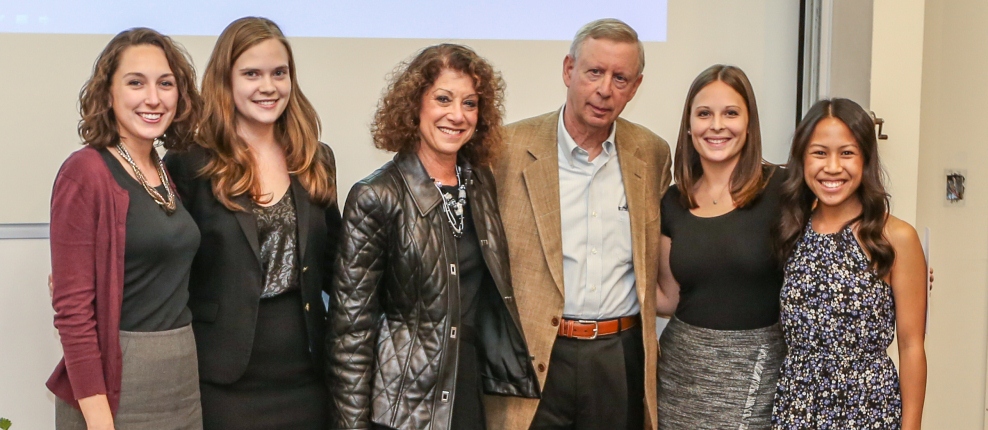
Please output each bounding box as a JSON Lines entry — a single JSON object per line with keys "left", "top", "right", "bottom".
{"left": 557, "top": 105, "right": 616, "bottom": 166}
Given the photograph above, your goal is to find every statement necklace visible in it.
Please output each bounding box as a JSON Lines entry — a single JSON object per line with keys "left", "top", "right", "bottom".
{"left": 114, "top": 142, "right": 177, "bottom": 215}
{"left": 433, "top": 166, "right": 467, "bottom": 238}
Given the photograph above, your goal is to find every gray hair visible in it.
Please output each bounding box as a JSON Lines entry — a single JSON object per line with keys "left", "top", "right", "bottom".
{"left": 568, "top": 18, "right": 645, "bottom": 76}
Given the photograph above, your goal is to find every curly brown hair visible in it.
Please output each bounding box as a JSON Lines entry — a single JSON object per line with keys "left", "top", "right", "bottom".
{"left": 78, "top": 27, "right": 201, "bottom": 150}
{"left": 372, "top": 44, "right": 505, "bottom": 167}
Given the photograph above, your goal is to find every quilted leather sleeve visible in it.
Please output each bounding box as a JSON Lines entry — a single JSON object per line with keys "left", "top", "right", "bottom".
{"left": 327, "top": 180, "right": 391, "bottom": 429}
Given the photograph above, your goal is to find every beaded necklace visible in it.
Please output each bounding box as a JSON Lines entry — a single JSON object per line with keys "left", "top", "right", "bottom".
{"left": 114, "top": 142, "right": 177, "bottom": 215}
{"left": 433, "top": 166, "right": 467, "bottom": 238}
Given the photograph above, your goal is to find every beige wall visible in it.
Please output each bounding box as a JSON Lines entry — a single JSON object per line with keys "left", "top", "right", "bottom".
{"left": 873, "top": 0, "right": 925, "bottom": 226}
{"left": 0, "top": 240, "right": 58, "bottom": 429}
{"left": 873, "top": 1, "right": 988, "bottom": 427}
{"left": 0, "top": 1, "right": 799, "bottom": 224}
{"left": 916, "top": 1, "right": 988, "bottom": 428}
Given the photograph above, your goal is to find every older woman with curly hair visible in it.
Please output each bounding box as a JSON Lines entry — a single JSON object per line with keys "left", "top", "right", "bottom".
{"left": 326, "top": 43, "right": 540, "bottom": 430}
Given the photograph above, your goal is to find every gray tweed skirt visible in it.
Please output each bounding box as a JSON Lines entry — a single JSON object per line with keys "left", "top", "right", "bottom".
{"left": 657, "top": 316, "right": 785, "bottom": 430}
{"left": 56, "top": 324, "right": 203, "bottom": 430}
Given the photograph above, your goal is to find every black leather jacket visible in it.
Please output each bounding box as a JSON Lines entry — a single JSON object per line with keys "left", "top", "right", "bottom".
{"left": 327, "top": 152, "right": 539, "bottom": 430}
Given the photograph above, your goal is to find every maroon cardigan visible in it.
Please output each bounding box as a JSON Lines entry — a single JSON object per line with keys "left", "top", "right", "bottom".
{"left": 47, "top": 146, "right": 130, "bottom": 414}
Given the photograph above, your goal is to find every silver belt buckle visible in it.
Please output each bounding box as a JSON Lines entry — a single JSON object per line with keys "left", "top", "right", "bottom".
{"left": 576, "top": 320, "right": 599, "bottom": 340}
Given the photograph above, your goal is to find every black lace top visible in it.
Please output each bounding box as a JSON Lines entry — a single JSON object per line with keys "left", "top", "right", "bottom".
{"left": 254, "top": 189, "right": 300, "bottom": 298}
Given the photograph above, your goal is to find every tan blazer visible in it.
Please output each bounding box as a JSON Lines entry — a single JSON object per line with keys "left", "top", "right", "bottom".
{"left": 486, "top": 111, "right": 672, "bottom": 430}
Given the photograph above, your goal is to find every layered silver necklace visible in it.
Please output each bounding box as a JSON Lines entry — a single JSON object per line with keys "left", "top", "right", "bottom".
{"left": 114, "top": 142, "right": 177, "bottom": 215}
{"left": 433, "top": 166, "right": 467, "bottom": 238}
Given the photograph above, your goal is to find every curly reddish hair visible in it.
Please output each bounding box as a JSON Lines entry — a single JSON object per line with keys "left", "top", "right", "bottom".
{"left": 78, "top": 27, "right": 201, "bottom": 150}
{"left": 372, "top": 44, "right": 505, "bottom": 166}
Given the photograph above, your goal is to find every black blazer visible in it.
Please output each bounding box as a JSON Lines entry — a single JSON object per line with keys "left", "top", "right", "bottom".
{"left": 164, "top": 144, "right": 341, "bottom": 384}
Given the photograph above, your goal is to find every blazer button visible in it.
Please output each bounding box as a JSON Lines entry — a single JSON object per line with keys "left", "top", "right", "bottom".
{"left": 305, "top": 303, "right": 310, "bottom": 312}
{"left": 302, "top": 266, "right": 309, "bottom": 273}
{"left": 537, "top": 363, "right": 546, "bottom": 372}
{"left": 550, "top": 317, "right": 559, "bottom": 327}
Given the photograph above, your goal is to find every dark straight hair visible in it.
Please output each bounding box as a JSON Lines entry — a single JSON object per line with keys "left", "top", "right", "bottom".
{"left": 775, "top": 98, "right": 895, "bottom": 277}
{"left": 673, "top": 64, "right": 769, "bottom": 209}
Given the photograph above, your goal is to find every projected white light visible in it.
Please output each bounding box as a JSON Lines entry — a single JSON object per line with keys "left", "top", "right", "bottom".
{"left": 0, "top": 1, "right": 667, "bottom": 41}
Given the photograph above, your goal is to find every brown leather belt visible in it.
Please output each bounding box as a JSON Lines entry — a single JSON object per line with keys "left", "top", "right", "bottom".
{"left": 557, "top": 315, "right": 640, "bottom": 340}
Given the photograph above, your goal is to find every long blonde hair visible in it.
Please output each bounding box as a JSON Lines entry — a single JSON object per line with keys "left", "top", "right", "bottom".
{"left": 198, "top": 17, "right": 335, "bottom": 211}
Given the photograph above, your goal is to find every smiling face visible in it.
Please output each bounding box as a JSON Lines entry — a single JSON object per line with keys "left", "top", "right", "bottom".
{"left": 417, "top": 68, "right": 479, "bottom": 163}
{"left": 689, "top": 80, "right": 748, "bottom": 167}
{"left": 803, "top": 117, "right": 865, "bottom": 212}
{"left": 231, "top": 38, "right": 291, "bottom": 134}
{"left": 110, "top": 44, "right": 178, "bottom": 147}
{"left": 562, "top": 37, "right": 642, "bottom": 138}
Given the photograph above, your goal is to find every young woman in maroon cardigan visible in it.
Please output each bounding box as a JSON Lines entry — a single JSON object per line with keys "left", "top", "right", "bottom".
{"left": 47, "top": 28, "right": 203, "bottom": 429}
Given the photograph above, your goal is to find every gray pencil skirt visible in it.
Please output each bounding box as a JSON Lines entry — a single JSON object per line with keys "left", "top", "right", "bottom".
{"left": 657, "top": 316, "right": 785, "bottom": 430}
{"left": 56, "top": 324, "right": 203, "bottom": 430}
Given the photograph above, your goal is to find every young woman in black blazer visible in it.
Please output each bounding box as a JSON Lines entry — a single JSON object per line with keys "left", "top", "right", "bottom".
{"left": 163, "top": 17, "right": 340, "bottom": 429}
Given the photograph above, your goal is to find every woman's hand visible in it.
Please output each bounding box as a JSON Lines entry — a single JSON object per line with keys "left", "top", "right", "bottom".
{"left": 77, "top": 394, "right": 114, "bottom": 430}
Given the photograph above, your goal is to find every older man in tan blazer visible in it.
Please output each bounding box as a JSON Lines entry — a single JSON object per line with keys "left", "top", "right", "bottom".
{"left": 487, "top": 18, "right": 671, "bottom": 430}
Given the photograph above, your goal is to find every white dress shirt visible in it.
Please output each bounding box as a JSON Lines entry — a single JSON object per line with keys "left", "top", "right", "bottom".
{"left": 556, "top": 108, "right": 639, "bottom": 320}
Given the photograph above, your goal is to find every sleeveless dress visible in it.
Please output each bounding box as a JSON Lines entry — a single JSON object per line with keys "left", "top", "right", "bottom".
{"left": 772, "top": 223, "right": 902, "bottom": 429}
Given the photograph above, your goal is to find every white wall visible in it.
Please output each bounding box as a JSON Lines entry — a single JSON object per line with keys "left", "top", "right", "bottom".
{"left": 0, "top": 239, "right": 58, "bottom": 429}
{"left": 868, "top": 0, "right": 988, "bottom": 427}
{"left": 872, "top": 0, "right": 925, "bottom": 227}
{"left": 915, "top": 1, "right": 988, "bottom": 428}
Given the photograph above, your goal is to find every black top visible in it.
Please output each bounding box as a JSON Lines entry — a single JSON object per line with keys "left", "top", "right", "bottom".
{"left": 100, "top": 148, "right": 199, "bottom": 332}
{"left": 163, "top": 144, "right": 342, "bottom": 385}
{"left": 660, "top": 166, "right": 784, "bottom": 330}
{"left": 440, "top": 184, "right": 487, "bottom": 330}
{"left": 253, "top": 189, "right": 301, "bottom": 298}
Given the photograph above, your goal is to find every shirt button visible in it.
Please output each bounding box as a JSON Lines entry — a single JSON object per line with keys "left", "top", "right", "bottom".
{"left": 551, "top": 317, "right": 559, "bottom": 326}
{"left": 592, "top": 211, "right": 597, "bottom": 218}
{"left": 590, "top": 285, "right": 597, "bottom": 292}
{"left": 591, "top": 248, "right": 597, "bottom": 255}
{"left": 305, "top": 303, "right": 310, "bottom": 311}
{"left": 302, "top": 266, "right": 309, "bottom": 273}
{"left": 537, "top": 363, "right": 546, "bottom": 372}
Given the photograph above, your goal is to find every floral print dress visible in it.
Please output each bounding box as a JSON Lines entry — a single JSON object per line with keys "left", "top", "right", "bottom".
{"left": 772, "top": 223, "right": 901, "bottom": 429}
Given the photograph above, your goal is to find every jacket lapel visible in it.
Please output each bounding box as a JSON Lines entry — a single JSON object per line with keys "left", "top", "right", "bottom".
{"left": 232, "top": 194, "right": 262, "bottom": 264}
{"left": 522, "top": 114, "right": 566, "bottom": 298}
{"left": 291, "top": 178, "right": 311, "bottom": 263}
{"left": 394, "top": 152, "right": 443, "bottom": 216}
{"left": 615, "top": 128, "right": 648, "bottom": 304}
